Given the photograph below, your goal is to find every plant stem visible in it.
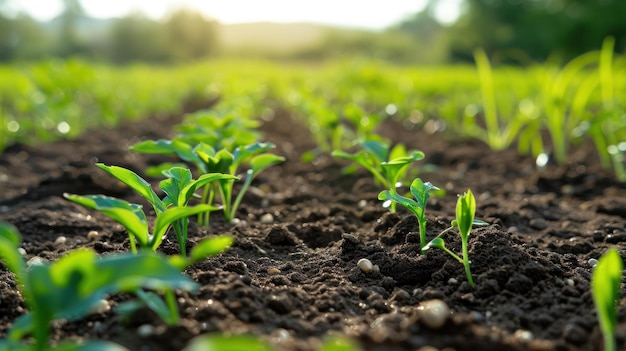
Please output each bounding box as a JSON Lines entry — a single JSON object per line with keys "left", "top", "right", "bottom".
{"left": 164, "top": 289, "right": 180, "bottom": 326}
{"left": 418, "top": 215, "right": 427, "bottom": 254}
{"left": 462, "top": 239, "right": 475, "bottom": 288}
{"left": 231, "top": 169, "right": 254, "bottom": 220}
{"left": 129, "top": 235, "right": 137, "bottom": 254}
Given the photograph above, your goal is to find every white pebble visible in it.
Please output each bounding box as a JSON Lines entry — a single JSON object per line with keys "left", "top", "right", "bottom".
{"left": 55, "top": 236, "right": 67, "bottom": 245}
{"left": 137, "top": 324, "right": 155, "bottom": 337}
{"left": 417, "top": 299, "right": 450, "bottom": 329}
{"left": 87, "top": 230, "right": 99, "bottom": 240}
{"left": 357, "top": 199, "right": 368, "bottom": 209}
{"left": 18, "top": 248, "right": 26, "bottom": 256}
{"left": 26, "top": 256, "right": 44, "bottom": 268}
{"left": 357, "top": 258, "right": 379, "bottom": 273}
{"left": 260, "top": 213, "right": 274, "bottom": 224}
{"left": 90, "top": 299, "right": 111, "bottom": 314}
{"left": 588, "top": 258, "right": 598, "bottom": 267}
{"left": 513, "top": 329, "right": 533, "bottom": 342}
{"left": 566, "top": 279, "right": 574, "bottom": 286}
{"left": 448, "top": 278, "right": 458, "bottom": 285}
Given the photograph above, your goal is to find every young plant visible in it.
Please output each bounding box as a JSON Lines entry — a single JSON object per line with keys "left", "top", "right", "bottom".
{"left": 333, "top": 140, "right": 424, "bottom": 212}
{"left": 193, "top": 142, "right": 285, "bottom": 223}
{"left": 380, "top": 181, "right": 487, "bottom": 286}
{"left": 425, "top": 190, "right": 484, "bottom": 288}
{"left": 0, "top": 222, "right": 198, "bottom": 351}
{"left": 64, "top": 164, "right": 236, "bottom": 255}
{"left": 378, "top": 178, "right": 438, "bottom": 251}
{"left": 591, "top": 249, "right": 623, "bottom": 351}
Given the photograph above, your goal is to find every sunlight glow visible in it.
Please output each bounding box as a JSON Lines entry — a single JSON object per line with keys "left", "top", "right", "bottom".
{"left": 10, "top": 0, "right": 461, "bottom": 29}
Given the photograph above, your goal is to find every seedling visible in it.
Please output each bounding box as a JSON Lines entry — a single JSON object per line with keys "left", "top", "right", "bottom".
{"left": 334, "top": 140, "right": 424, "bottom": 212}
{"left": 380, "top": 181, "right": 487, "bottom": 286}
{"left": 193, "top": 142, "right": 285, "bottom": 223}
{"left": 64, "top": 164, "right": 236, "bottom": 255}
{"left": 378, "top": 178, "right": 438, "bottom": 250}
{"left": 591, "top": 249, "right": 623, "bottom": 351}
{"left": 0, "top": 222, "right": 198, "bottom": 351}
{"left": 425, "top": 190, "right": 483, "bottom": 287}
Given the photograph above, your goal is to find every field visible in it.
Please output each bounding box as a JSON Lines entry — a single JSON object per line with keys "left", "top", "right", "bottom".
{"left": 0, "top": 52, "right": 625, "bottom": 351}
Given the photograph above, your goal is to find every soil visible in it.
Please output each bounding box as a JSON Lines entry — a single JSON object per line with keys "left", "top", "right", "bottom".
{"left": 0, "top": 102, "right": 625, "bottom": 351}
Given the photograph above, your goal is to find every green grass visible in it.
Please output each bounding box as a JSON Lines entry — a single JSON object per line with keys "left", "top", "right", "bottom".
{"left": 1, "top": 49, "right": 625, "bottom": 179}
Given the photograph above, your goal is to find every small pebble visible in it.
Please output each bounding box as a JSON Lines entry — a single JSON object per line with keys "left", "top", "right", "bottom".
{"left": 87, "top": 230, "right": 99, "bottom": 240}
{"left": 18, "top": 248, "right": 26, "bottom": 256}
{"left": 137, "top": 324, "right": 155, "bottom": 337}
{"left": 26, "top": 256, "right": 45, "bottom": 267}
{"left": 417, "top": 299, "right": 450, "bottom": 329}
{"left": 260, "top": 213, "right": 274, "bottom": 224}
{"left": 267, "top": 267, "right": 281, "bottom": 274}
{"left": 447, "top": 278, "right": 458, "bottom": 285}
{"left": 566, "top": 279, "right": 574, "bottom": 286}
{"left": 513, "top": 329, "right": 533, "bottom": 342}
{"left": 55, "top": 236, "right": 67, "bottom": 245}
{"left": 529, "top": 218, "right": 548, "bottom": 230}
{"left": 357, "top": 258, "right": 379, "bottom": 273}
{"left": 90, "top": 299, "right": 111, "bottom": 314}
{"left": 508, "top": 226, "right": 519, "bottom": 233}
{"left": 588, "top": 258, "right": 598, "bottom": 267}
{"left": 357, "top": 199, "right": 368, "bottom": 209}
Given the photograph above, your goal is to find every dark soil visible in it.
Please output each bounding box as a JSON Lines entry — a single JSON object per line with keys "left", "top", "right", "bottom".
{"left": 0, "top": 104, "right": 625, "bottom": 351}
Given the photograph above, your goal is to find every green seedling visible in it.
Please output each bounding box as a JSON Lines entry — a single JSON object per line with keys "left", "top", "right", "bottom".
{"left": 184, "top": 333, "right": 360, "bottom": 351}
{"left": 64, "top": 164, "right": 235, "bottom": 255}
{"left": 0, "top": 222, "right": 198, "bottom": 351}
{"left": 592, "top": 249, "right": 623, "bottom": 351}
{"left": 378, "top": 178, "right": 438, "bottom": 250}
{"left": 425, "top": 190, "right": 485, "bottom": 287}
{"left": 333, "top": 140, "right": 424, "bottom": 212}
{"left": 193, "top": 142, "right": 285, "bottom": 223}
{"left": 380, "top": 181, "right": 487, "bottom": 286}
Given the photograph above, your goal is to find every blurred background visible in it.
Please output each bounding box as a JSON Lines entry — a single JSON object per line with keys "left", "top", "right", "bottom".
{"left": 1, "top": 0, "right": 625, "bottom": 65}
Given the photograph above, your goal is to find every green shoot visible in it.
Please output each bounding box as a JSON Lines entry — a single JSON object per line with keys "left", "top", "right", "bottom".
{"left": 378, "top": 178, "right": 438, "bottom": 252}
{"left": 0, "top": 222, "right": 198, "bottom": 351}
{"left": 592, "top": 249, "right": 623, "bottom": 351}
{"left": 64, "top": 164, "right": 235, "bottom": 255}
{"left": 425, "top": 190, "right": 487, "bottom": 288}
{"left": 194, "top": 142, "right": 285, "bottom": 223}
{"left": 334, "top": 141, "right": 424, "bottom": 212}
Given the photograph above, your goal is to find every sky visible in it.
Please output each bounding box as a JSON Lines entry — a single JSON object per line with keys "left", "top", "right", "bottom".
{"left": 8, "top": 0, "right": 462, "bottom": 29}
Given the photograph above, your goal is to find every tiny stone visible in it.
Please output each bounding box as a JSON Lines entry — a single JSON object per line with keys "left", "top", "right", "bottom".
{"left": 87, "top": 230, "right": 99, "bottom": 240}
{"left": 358, "top": 258, "right": 376, "bottom": 273}
{"left": 587, "top": 258, "right": 598, "bottom": 267}
{"left": 391, "top": 289, "right": 411, "bottom": 302}
{"left": 460, "top": 293, "right": 475, "bottom": 303}
{"left": 508, "top": 226, "right": 519, "bottom": 233}
{"left": 260, "top": 213, "right": 274, "bottom": 224}
{"left": 90, "top": 299, "right": 111, "bottom": 314}
{"left": 18, "top": 248, "right": 26, "bottom": 256}
{"left": 357, "top": 199, "right": 368, "bottom": 209}
{"left": 267, "top": 267, "right": 281, "bottom": 274}
{"left": 562, "top": 323, "right": 588, "bottom": 345}
{"left": 448, "top": 278, "right": 458, "bottom": 285}
{"left": 26, "top": 256, "right": 45, "bottom": 267}
{"left": 529, "top": 218, "right": 548, "bottom": 230}
{"left": 513, "top": 329, "right": 533, "bottom": 342}
{"left": 137, "top": 324, "right": 155, "bottom": 337}
{"left": 417, "top": 299, "right": 450, "bottom": 329}
{"left": 485, "top": 310, "right": 493, "bottom": 318}
{"left": 55, "top": 236, "right": 67, "bottom": 245}
{"left": 566, "top": 279, "right": 574, "bottom": 286}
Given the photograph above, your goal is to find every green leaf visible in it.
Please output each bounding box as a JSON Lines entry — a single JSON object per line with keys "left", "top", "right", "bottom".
{"left": 63, "top": 194, "right": 150, "bottom": 247}
{"left": 592, "top": 249, "right": 623, "bottom": 351}
{"left": 381, "top": 151, "right": 425, "bottom": 186}
{"left": 250, "top": 154, "right": 285, "bottom": 174}
{"left": 129, "top": 139, "right": 176, "bottom": 155}
{"left": 361, "top": 141, "right": 389, "bottom": 162}
{"left": 182, "top": 173, "right": 238, "bottom": 206}
{"left": 151, "top": 205, "right": 218, "bottom": 249}
{"left": 0, "top": 222, "right": 25, "bottom": 277}
{"left": 135, "top": 290, "right": 177, "bottom": 325}
{"left": 96, "top": 164, "right": 165, "bottom": 213}
{"left": 190, "top": 236, "right": 234, "bottom": 265}
{"left": 378, "top": 190, "right": 420, "bottom": 217}
{"left": 409, "top": 178, "right": 439, "bottom": 212}
{"left": 184, "top": 334, "right": 275, "bottom": 351}
{"left": 456, "top": 190, "right": 476, "bottom": 240}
